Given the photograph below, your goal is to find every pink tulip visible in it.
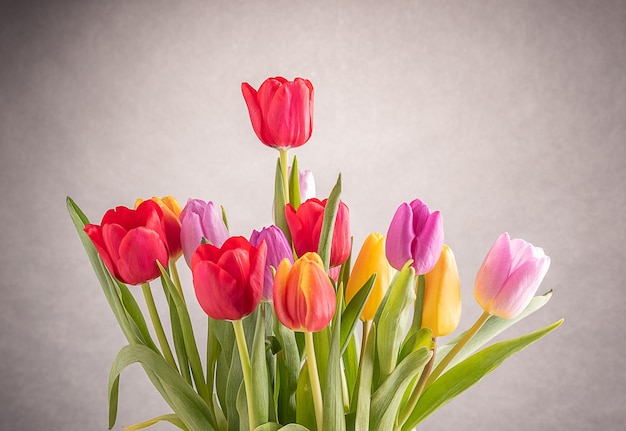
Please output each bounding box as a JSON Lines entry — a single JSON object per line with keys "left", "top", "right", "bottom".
{"left": 180, "top": 199, "right": 229, "bottom": 267}
{"left": 241, "top": 77, "right": 314, "bottom": 149}
{"left": 474, "top": 232, "right": 550, "bottom": 319}
{"left": 385, "top": 199, "right": 444, "bottom": 275}
{"left": 250, "top": 225, "right": 294, "bottom": 300}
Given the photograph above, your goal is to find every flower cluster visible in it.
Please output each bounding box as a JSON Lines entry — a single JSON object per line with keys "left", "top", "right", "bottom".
{"left": 69, "top": 76, "right": 561, "bottom": 431}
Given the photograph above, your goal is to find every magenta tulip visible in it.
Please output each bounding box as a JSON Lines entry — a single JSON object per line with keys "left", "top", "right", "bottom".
{"left": 250, "top": 225, "right": 294, "bottom": 300}
{"left": 474, "top": 232, "right": 551, "bottom": 319}
{"left": 84, "top": 200, "right": 169, "bottom": 285}
{"left": 180, "top": 199, "right": 229, "bottom": 267}
{"left": 191, "top": 236, "right": 266, "bottom": 321}
{"left": 241, "top": 76, "right": 314, "bottom": 149}
{"left": 385, "top": 199, "right": 444, "bottom": 274}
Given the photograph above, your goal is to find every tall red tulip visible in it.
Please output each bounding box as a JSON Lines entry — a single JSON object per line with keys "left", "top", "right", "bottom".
{"left": 285, "top": 198, "right": 351, "bottom": 267}
{"left": 241, "top": 76, "right": 314, "bottom": 149}
{"left": 273, "top": 252, "right": 336, "bottom": 332}
{"left": 191, "top": 236, "right": 266, "bottom": 321}
{"left": 84, "top": 200, "right": 169, "bottom": 285}
{"left": 474, "top": 232, "right": 550, "bottom": 319}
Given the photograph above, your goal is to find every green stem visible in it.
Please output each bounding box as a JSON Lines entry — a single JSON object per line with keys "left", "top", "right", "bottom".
{"left": 305, "top": 331, "right": 324, "bottom": 431}
{"left": 397, "top": 338, "right": 437, "bottom": 428}
{"left": 427, "top": 311, "right": 490, "bottom": 386}
{"left": 360, "top": 319, "right": 372, "bottom": 363}
{"left": 232, "top": 319, "right": 256, "bottom": 431}
{"left": 141, "top": 282, "right": 177, "bottom": 369}
{"left": 279, "top": 148, "right": 290, "bottom": 204}
{"left": 169, "top": 260, "right": 185, "bottom": 303}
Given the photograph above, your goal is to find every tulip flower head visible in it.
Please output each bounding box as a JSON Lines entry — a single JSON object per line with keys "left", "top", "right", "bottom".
{"left": 285, "top": 198, "right": 351, "bottom": 267}
{"left": 250, "top": 225, "right": 294, "bottom": 300}
{"left": 84, "top": 200, "right": 169, "bottom": 285}
{"left": 422, "top": 245, "right": 462, "bottom": 337}
{"left": 191, "top": 236, "right": 266, "bottom": 321}
{"left": 386, "top": 199, "right": 444, "bottom": 275}
{"left": 135, "top": 196, "right": 183, "bottom": 261}
{"left": 273, "top": 252, "right": 336, "bottom": 332}
{"left": 474, "top": 232, "right": 550, "bottom": 319}
{"left": 345, "top": 233, "right": 394, "bottom": 321}
{"left": 180, "top": 199, "right": 229, "bottom": 267}
{"left": 241, "top": 76, "right": 314, "bottom": 149}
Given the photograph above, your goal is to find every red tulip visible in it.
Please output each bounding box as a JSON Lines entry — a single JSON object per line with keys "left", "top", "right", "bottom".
{"left": 285, "top": 198, "right": 351, "bottom": 267}
{"left": 84, "top": 200, "right": 169, "bottom": 285}
{"left": 273, "top": 253, "right": 336, "bottom": 332}
{"left": 191, "top": 236, "right": 266, "bottom": 321}
{"left": 135, "top": 196, "right": 183, "bottom": 261}
{"left": 241, "top": 77, "right": 314, "bottom": 149}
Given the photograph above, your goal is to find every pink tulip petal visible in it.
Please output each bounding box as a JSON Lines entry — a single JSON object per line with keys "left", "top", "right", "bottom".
{"left": 474, "top": 232, "right": 514, "bottom": 309}
{"left": 202, "top": 202, "right": 229, "bottom": 247}
{"left": 181, "top": 211, "right": 205, "bottom": 267}
{"left": 386, "top": 202, "right": 414, "bottom": 270}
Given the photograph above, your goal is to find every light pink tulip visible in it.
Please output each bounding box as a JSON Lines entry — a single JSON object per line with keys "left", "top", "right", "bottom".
{"left": 180, "top": 199, "right": 229, "bottom": 267}
{"left": 474, "top": 232, "right": 550, "bottom": 319}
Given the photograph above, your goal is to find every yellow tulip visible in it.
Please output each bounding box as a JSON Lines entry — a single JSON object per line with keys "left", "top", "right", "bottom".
{"left": 422, "top": 244, "right": 461, "bottom": 337}
{"left": 345, "top": 233, "right": 394, "bottom": 321}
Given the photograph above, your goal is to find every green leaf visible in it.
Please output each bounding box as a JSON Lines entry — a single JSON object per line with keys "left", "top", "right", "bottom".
{"left": 253, "top": 424, "right": 311, "bottom": 431}
{"left": 403, "top": 319, "right": 564, "bottom": 430}
{"left": 274, "top": 308, "right": 300, "bottom": 424}
{"left": 122, "top": 414, "right": 188, "bottom": 430}
{"left": 341, "top": 333, "right": 359, "bottom": 404}
{"left": 375, "top": 263, "right": 416, "bottom": 380}
{"left": 288, "top": 155, "right": 301, "bottom": 209}
{"left": 370, "top": 347, "right": 432, "bottom": 431}
{"left": 323, "top": 285, "right": 347, "bottom": 431}
{"left": 274, "top": 157, "right": 291, "bottom": 244}
{"left": 434, "top": 291, "right": 555, "bottom": 371}
{"left": 317, "top": 173, "right": 342, "bottom": 271}
{"left": 340, "top": 275, "right": 375, "bottom": 354}
{"left": 398, "top": 328, "right": 433, "bottom": 365}
{"left": 109, "top": 344, "right": 216, "bottom": 431}
{"left": 251, "top": 307, "right": 270, "bottom": 424}
{"left": 351, "top": 324, "right": 377, "bottom": 431}
{"left": 295, "top": 359, "right": 317, "bottom": 431}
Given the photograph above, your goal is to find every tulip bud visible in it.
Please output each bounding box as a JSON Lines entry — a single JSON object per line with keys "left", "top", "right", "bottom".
{"left": 345, "top": 233, "right": 394, "bottom": 321}
{"left": 422, "top": 245, "right": 461, "bottom": 337}
{"left": 180, "top": 199, "right": 229, "bottom": 267}
{"left": 285, "top": 198, "right": 351, "bottom": 267}
{"left": 241, "top": 76, "right": 314, "bottom": 149}
{"left": 135, "top": 196, "right": 183, "bottom": 261}
{"left": 386, "top": 199, "right": 444, "bottom": 275}
{"left": 297, "top": 169, "right": 316, "bottom": 201}
{"left": 250, "top": 225, "right": 294, "bottom": 300}
{"left": 84, "top": 200, "right": 169, "bottom": 285}
{"left": 474, "top": 232, "right": 550, "bottom": 319}
{"left": 192, "top": 236, "right": 266, "bottom": 321}
{"left": 273, "top": 252, "right": 336, "bottom": 332}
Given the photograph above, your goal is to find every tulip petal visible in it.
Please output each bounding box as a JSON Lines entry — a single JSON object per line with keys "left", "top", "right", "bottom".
{"left": 181, "top": 211, "right": 205, "bottom": 267}
{"left": 202, "top": 202, "right": 229, "bottom": 247}
{"left": 116, "top": 227, "right": 168, "bottom": 285}
{"left": 386, "top": 202, "right": 414, "bottom": 270}
{"left": 412, "top": 211, "right": 443, "bottom": 274}
{"left": 193, "top": 260, "right": 245, "bottom": 320}
{"left": 474, "top": 232, "right": 514, "bottom": 310}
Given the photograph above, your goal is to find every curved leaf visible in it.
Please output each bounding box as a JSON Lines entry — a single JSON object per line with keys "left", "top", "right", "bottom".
{"left": 122, "top": 414, "right": 188, "bottom": 430}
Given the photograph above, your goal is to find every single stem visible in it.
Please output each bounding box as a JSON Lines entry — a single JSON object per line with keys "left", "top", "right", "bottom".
{"left": 304, "top": 331, "right": 324, "bottom": 431}
{"left": 232, "top": 319, "right": 256, "bottom": 431}
{"left": 360, "top": 319, "right": 372, "bottom": 361}
{"left": 427, "top": 311, "right": 490, "bottom": 385}
{"left": 169, "top": 260, "right": 185, "bottom": 303}
{"left": 141, "top": 282, "right": 177, "bottom": 369}
{"left": 279, "top": 148, "right": 290, "bottom": 204}
{"left": 397, "top": 338, "right": 437, "bottom": 428}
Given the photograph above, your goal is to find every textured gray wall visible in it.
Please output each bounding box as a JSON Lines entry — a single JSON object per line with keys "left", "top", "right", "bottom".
{"left": 1, "top": 0, "right": 624, "bottom": 429}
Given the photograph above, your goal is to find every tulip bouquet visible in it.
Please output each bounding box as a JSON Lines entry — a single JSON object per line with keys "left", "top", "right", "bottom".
{"left": 67, "top": 76, "right": 562, "bottom": 431}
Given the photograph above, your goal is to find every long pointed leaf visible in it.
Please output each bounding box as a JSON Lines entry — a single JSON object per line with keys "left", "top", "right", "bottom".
{"left": 404, "top": 319, "right": 564, "bottom": 429}
{"left": 317, "top": 174, "right": 342, "bottom": 271}
{"left": 122, "top": 414, "right": 188, "bottom": 430}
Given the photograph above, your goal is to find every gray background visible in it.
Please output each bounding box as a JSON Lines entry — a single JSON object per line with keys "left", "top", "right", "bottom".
{"left": 1, "top": 0, "right": 624, "bottom": 429}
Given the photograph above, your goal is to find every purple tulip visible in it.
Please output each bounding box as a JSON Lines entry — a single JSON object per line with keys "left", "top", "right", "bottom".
{"left": 385, "top": 199, "right": 444, "bottom": 274}
{"left": 250, "top": 225, "right": 294, "bottom": 300}
{"left": 180, "top": 199, "right": 229, "bottom": 267}
{"left": 474, "top": 232, "right": 550, "bottom": 319}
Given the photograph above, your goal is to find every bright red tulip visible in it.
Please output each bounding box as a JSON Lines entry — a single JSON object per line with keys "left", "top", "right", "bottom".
{"left": 474, "top": 232, "right": 550, "bottom": 319}
{"left": 241, "top": 76, "right": 314, "bottom": 149}
{"left": 135, "top": 196, "right": 183, "bottom": 261}
{"left": 84, "top": 200, "right": 169, "bottom": 285}
{"left": 285, "top": 198, "right": 351, "bottom": 267}
{"left": 191, "top": 236, "right": 266, "bottom": 321}
{"left": 273, "top": 253, "right": 336, "bottom": 332}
